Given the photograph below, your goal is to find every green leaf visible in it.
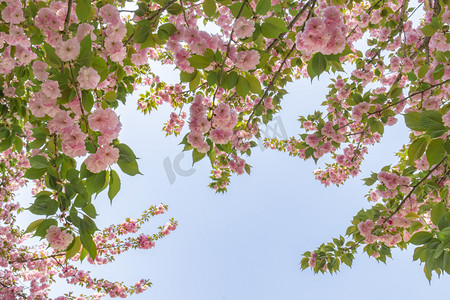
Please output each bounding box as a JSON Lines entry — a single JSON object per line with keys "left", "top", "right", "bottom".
{"left": 188, "top": 55, "right": 211, "bottom": 69}
{"left": 419, "top": 110, "right": 446, "bottom": 136}
{"left": 189, "top": 71, "right": 201, "bottom": 91}
{"left": 229, "top": 2, "right": 253, "bottom": 18}
{"left": 192, "top": 149, "right": 206, "bottom": 165}
{"left": 82, "top": 203, "right": 98, "bottom": 219}
{"left": 43, "top": 43, "right": 61, "bottom": 66}
{"left": 117, "top": 159, "right": 141, "bottom": 176}
{"left": 310, "top": 52, "right": 327, "bottom": 78}
{"left": 28, "top": 196, "right": 58, "bottom": 216}
{"left": 92, "top": 57, "right": 109, "bottom": 82}
{"left": 431, "top": 202, "right": 446, "bottom": 226}
{"left": 66, "top": 236, "right": 82, "bottom": 261}
{"left": 134, "top": 20, "right": 152, "bottom": 44}
{"left": 29, "top": 155, "right": 48, "bottom": 169}
{"left": 167, "top": 3, "right": 183, "bottom": 15}
{"left": 104, "top": 91, "right": 117, "bottom": 102}
{"left": 389, "top": 87, "right": 402, "bottom": 99}
{"left": 426, "top": 138, "right": 445, "bottom": 165}
{"left": 85, "top": 171, "right": 107, "bottom": 195}
{"left": 80, "top": 220, "right": 97, "bottom": 260}
{"left": 24, "top": 219, "right": 45, "bottom": 234}
{"left": 116, "top": 143, "right": 137, "bottom": 163}
{"left": 236, "top": 76, "right": 250, "bottom": 97}
{"left": 79, "top": 247, "right": 88, "bottom": 262}
{"left": 256, "top": 0, "right": 271, "bottom": 15}
{"left": 368, "top": 118, "right": 384, "bottom": 135}
{"left": 363, "top": 172, "right": 378, "bottom": 186}
{"left": 82, "top": 215, "right": 98, "bottom": 234}
{"left": 158, "top": 23, "right": 177, "bottom": 40}
{"left": 404, "top": 112, "right": 424, "bottom": 131}
{"left": 409, "top": 231, "right": 433, "bottom": 245}
{"left": 180, "top": 70, "right": 198, "bottom": 82}
{"left": 221, "top": 71, "right": 238, "bottom": 90}
{"left": 81, "top": 90, "right": 94, "bottom": 112}
{"left": 76, "top": 0, "right": 92, "bottom": 22}
{"left": 203, "top": 0, "right": 216, "bottom": 17}
{"left": 261, "top": 17, "right": 287, "bottom": 38}
{"left": 433, "top": 64, "right": 445, "bottom": 80}
{"left": 413, "top": 246, "right": 425, "bottom": 261}
{"left": 408, "top": 137, "right": 428, "bottom": 162}
{"left": 24, "top": 168, "right": 47, "bottom": 180}
{"left": 78, "top": 35, "right": 94, "bottom": 67}
{"left": 421, "top": 24, "right": 437, "bottom": 37}
{"left": 108, "top": 169, "right": 121, "bottom": 203}
{"left": 341, "top": 253, "right": 353, "bottom": 267}
{"left": 246, "top": 74, "right": 262, "bottom": 94}
{"left": 34, "top": 218, "right": 58, "bottom": 238}
{"left": 418, "top": 65, "right": 429, "bottom": 78}
{"left": 14, "top": 137, "right": 23, "bottom": 152}
{"left": 207, "top": 71, "right": 218, "bottom": 85}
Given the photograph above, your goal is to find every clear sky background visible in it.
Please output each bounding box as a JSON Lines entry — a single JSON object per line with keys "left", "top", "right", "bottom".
{"left": 17, "top": 44, "right": 450, "bottom": 300}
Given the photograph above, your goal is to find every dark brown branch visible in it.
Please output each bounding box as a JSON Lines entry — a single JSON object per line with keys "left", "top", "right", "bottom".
{"left": 63, "top": 0, "right": 73, "bottom": 33}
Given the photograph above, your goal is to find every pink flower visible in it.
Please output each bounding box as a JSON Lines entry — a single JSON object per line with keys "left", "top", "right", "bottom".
{"left": 443, "top": 111, "right": 450, "bottom": 127}
{"left": 322, "top": 6, "right": 342, "bottom": 23}
{"left": 131, "top": 48, "right": 149, "bottom": 66}
{"left": 3, "top": 86, "right": 15, "bottom": 97}
{"left": 357, "top": 220, "right": 374, "bottom": 237}
{"left": 28, "top": 96, "right": 47, "bottom": 117}
{"left": 189, "top": 37, "right": 208, "bottom": 55}
{"left": 234, "top": 17, "right": 255, "bottom": 39}
{"left": 105, "top": 23, "right": 127, "bottom": 41}
{"left": 41, "top": 80, "right": 62, "bottom": 99}
{"left": 187, "top": 132, "right": 204, "bottom": 148}
{"left": 305, "top": 134, "right": 320, "bottom": 148}
{"left": 138, "top": 234, "right": 155, "bottom": 249}
{"left": 46, "top": 225, "right": 73, "bottom": 251}
{"left": 88, "top": 108, "right": 120, "bottom": 133}
{"left": 76, "top": 23, "right": 96, "bottom": 42}
{"left": 55, "top": 38, "right": 80, "bottom": 61}
{"left": 85, "top": 145, "right": 120, "bottom": 173}
{"left": 304, "top": 17, "right": 325, "bottom": 33}
{"left": 61, "top": 126, "right": 88, "bottom": 157}
{"left": 35, "top": 8, "right": 62, "bottom": 31}
{"left": 32, "top": 61, "right": 49, "bottom": 81}
{"left": 48, "top": 110, "right": 73, "bottom": 134}
{"left": 214, "top": 103, "right": 231, "bottom": 119}
{"left": 1, "top": 3, "right": 25, "bottom": 25}
{"left": 104, "top": 38, "right": 127, "bottom": 63}
{"left": 209, "top": 128, "right": 232, "bottom": 144}
{"left": 77, "top": 66, "right": 101, "bottom": 90}
{"left": 235, "top": 50, "right": 260, "bottom": 72}
{"left": 99, "top": 4, "right": 121, "bottom": 26}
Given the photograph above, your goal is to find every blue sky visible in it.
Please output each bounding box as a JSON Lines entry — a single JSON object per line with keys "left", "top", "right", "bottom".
{"left": 16, "top": 62, "right": 450, "bottom": 299}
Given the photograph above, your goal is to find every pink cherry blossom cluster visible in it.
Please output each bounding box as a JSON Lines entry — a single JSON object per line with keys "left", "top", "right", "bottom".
{"left": 45, "top": 225, "right": 74, "bottom": 251}
{"left": 167, "top": 26, "right": 225, "bottom": 73}
{"left": 234, "top": 50, "right": 261, "bottom": 72}
{"left": 161, "top": 222, "right": 177, "bottom": 235}
{"left": 188, "top": 94, "right": 211, "bottom": 153}
{"left": 210, "top": 103, "right": 238, "bottom": 145}
{"left": 85, "top": 145, "right": 120, "bottom": 173}
{"left": 164, "top": 112, "right": 186, "bottom": 135}
{"left": 100, "top": 4, "right": 128, "bottom": 64}
{"left": 88, "top": 108, "right": 122, "bottom": 146}
{"left": 233, "top": 17, "right": 255, "bottom": 39}
{"left": 295, "top": 6, "right": 347, "bottom": 56}
{"left": 377, "top": 171, "right": 411, "bottom": 190}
